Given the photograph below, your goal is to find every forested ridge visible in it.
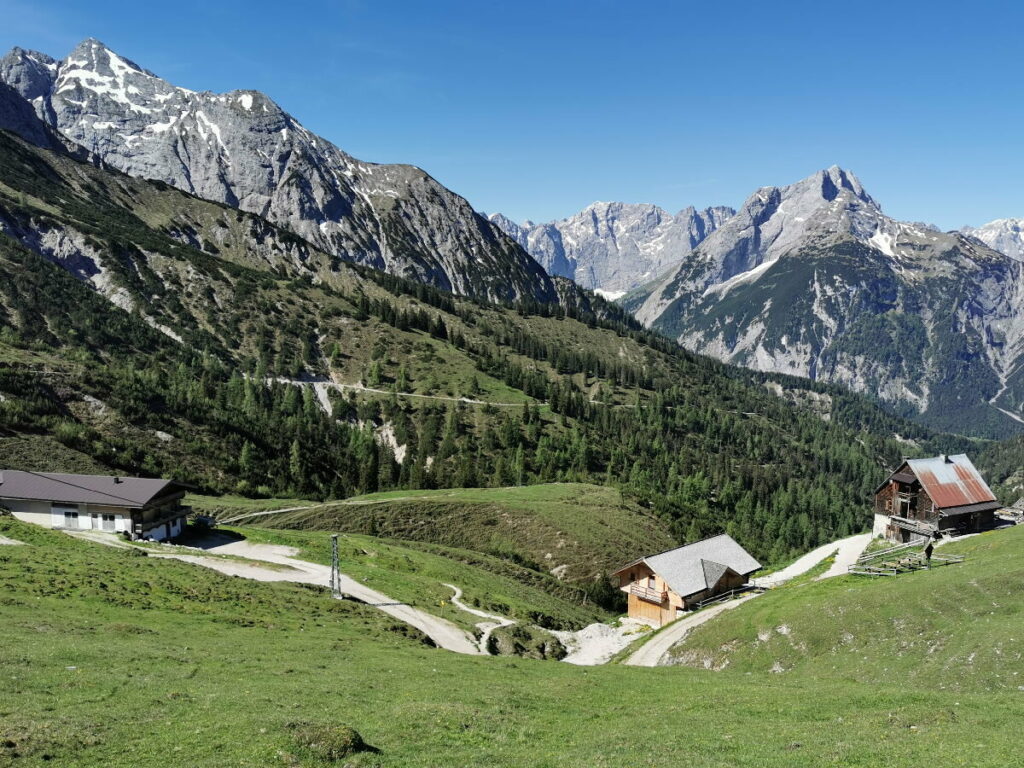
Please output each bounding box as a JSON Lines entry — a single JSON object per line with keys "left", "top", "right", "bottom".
{"left": 0, "top": 129, "right": 1001, "bottom": 565}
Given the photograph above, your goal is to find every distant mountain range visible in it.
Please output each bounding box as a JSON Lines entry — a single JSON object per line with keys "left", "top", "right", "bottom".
{"left": 624, "top": 168, "right": 1024, "bottom": 437}
{"left": 494, "top": 169, "right": 1024, "bottom": 438}
{"left": 0, "top": 39, "right": 559, "bottom": 304}
{"left": 3, "top": 39, "right": 1024, "bottom": 439}
{"left": 962, "top": 218, "right": 1024, "bottom": 261}
{"left": 486, "top": 203, "right": 733, "bottom": 299}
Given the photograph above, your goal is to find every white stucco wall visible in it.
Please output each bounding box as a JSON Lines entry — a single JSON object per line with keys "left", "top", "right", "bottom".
{"left": 141, "top": 515, "right": 184, "bottom": 541}
{"left": 2, "top": 499, "right": 132, "bottom": 534}
{"left": 872, "top": 513, "right": 890, "bottom": 538}
{"left": 4, "top": 499, "right": 54, "bottom": 528}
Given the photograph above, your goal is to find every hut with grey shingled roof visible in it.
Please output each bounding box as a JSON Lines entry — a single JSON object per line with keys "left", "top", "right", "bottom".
{"left": 612, "top": 534, "right": 761, "bottom": 626}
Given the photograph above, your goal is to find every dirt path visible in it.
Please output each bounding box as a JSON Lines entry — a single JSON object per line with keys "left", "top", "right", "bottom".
{"left": 268, "top": 375, "right": 524, "bottom": 409}
{"left": 217, "top": 503, "right": 325, "bottom": 525}
{"left": 552, "top": 619, "right": 653, "bottom": 666}
{"left": 332, "top": 381, "right": 523, "bottom": 408}
{"left": 624, "top": 594, "right": 757, "bottom": 667}
{"left": 172, "top": 536, "right": 480, "bottom": 654}
{"left": 217, "top": 493, "right": 465, "bottom": 525}
{"left": 815, "top": 533, "right": 872, "bottom": 580}
{"left": 0, "top": 535, "right": 24, "bottom": 545}
{"left": 443, "top": 583, "right": 515, "bottom": 653}
{"left": 751, "top": 533, "right": 870, "bottom": 588}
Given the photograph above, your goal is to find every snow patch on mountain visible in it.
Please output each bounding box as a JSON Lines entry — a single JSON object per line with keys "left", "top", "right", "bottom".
{"left": 702, "top": 259, "right": 776, "bottom": 298}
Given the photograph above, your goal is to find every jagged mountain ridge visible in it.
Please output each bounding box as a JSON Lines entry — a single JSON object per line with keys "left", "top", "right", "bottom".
{"left": 487, "top": 202, "right": 733, "bottom": 297}
{"left": 0, "top": 39, "right": 558, "bottom": 304}
{"left": 632, "top": 166, "right": 1024, "bottom": 438}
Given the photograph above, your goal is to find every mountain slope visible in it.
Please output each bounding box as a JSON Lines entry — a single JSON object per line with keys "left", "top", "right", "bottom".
{"left": 633, "top": 167, "right": 1024, "bottom": 438}
{"left": 0, "top": 39, "right": 557, "bottom": 303}
{"left": 488, "top": 202, "right": 733, "bottom": 297}
{"left": 0, "top": 128, "right": 973, "bottom": 565}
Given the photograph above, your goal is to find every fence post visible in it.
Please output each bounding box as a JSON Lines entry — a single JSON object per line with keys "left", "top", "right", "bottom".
{"left": 330, "top": 534, "right": 339, "bottom": 597}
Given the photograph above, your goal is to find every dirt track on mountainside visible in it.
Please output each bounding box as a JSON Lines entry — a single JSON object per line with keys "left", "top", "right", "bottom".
{"left": 159, "top": 534, "right": 481, "bottom": 654}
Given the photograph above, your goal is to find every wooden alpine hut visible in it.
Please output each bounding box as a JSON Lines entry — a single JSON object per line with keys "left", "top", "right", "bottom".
{"left": 612, "top": 534, "right": 761, "bottom": 627}
{"left": 872, "top": 454, "right": 1000, "bottom": 542}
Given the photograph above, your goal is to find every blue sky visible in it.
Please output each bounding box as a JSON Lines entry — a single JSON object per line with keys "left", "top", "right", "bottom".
{"left": 2, "top": 0, "right": 1022, "bottom": 228}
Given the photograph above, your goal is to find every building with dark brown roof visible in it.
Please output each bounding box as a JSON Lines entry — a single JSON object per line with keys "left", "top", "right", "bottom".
{"left": 0, "top": 470, "right": 189, "bottom": 541}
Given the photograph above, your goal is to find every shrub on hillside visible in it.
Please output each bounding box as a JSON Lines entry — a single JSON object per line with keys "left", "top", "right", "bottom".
{"left": 288, "top": 723, "right": 376, "bottom": 762}
{"left": 487, "top": 624, "right": 567, "bottom": 660}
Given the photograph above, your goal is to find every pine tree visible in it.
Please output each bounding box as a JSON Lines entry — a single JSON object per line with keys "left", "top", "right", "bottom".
{"left": 289, "top": 439, "right": 303, "bottom": 487}
{"left": 367, "top": 361, "right": 383, "bottom": 387}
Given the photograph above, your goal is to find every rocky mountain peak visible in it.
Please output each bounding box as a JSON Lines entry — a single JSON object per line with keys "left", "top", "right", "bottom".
{"left": 0, "top": 47, "right": 57, "bottom": 103}
{"left": 640, "top": 168, "right": 875, "bottom": 297}
{"left": 0, "top": 39, "right": 558, "bottom": 304}
{"left": 816, "top": 165, "right": 873, "bottom": 205}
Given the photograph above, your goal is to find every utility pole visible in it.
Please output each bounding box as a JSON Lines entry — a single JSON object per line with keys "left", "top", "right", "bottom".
{"left": 330, "top": 534, "right": 340, "bottom": 597}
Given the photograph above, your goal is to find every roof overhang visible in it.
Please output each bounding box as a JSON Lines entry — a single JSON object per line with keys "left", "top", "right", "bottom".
{"left": 0, "top": 493, "right": 146, "bottom": 509}
{"left": 611, "top": 558, "right": 648, "bottom": 578}
{"left": 938, "top": 501, "right": 1001, "bottom": 517}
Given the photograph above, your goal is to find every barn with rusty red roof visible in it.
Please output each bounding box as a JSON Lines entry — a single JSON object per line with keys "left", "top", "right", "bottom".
{"left": 872, "top": 454, "right": 1001, "bottom": 542}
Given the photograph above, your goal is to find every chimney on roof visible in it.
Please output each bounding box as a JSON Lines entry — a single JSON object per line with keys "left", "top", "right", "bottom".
{"left": 943, "top": 454, "right": 952, "bottom": 463}
{"left": 114, "top": 476, "right": 123, "bottom": 484}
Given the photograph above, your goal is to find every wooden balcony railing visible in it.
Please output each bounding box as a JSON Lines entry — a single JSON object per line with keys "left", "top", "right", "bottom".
{"left": 630, "top": 584, "right": 668, "bottom": 604}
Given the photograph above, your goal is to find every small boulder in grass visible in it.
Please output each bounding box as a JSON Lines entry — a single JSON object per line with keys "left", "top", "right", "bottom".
{"left": 289, "top": 723, "right": 376, "bottom": 761}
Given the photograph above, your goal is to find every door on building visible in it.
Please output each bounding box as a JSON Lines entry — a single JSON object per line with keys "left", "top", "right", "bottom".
{"left": 52, "top": 505, "right": 80, "bottom": 529}
{"left": 102, "top": 514, "right": 116, "bottom": 532}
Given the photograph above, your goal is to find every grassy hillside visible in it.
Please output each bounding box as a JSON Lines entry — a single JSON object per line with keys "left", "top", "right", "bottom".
{"left": 3, "top": 517, "right": 1022, "bottom": 767}
{"left": 222, "top": 524, "right": 610, "bottom": 631}
{"left": 207, "top": 484, "right": 676, "bottom": 584}
{"left": 668, "top": 526, "right": 1024, "bottom": 691}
